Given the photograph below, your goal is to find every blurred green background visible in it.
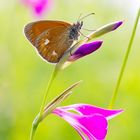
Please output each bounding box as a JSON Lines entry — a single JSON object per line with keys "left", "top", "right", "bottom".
{"left": 0, "top": 0, "right": 140, "bottom": 139}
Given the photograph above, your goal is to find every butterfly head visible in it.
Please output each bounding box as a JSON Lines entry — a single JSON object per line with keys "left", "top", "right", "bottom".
{"left": 69, "top": 21, "right": 83, "bottom": 40}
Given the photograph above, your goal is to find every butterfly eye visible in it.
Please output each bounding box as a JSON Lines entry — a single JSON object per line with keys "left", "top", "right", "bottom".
{"left": 72, "top": 28, "right": 76, "bottom": 32}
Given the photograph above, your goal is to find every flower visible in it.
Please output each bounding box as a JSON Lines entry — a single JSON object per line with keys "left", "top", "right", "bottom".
{"left": 69, "top": 41, "right": 103, "bottom": 62}
{"left": 21, "top": 0, "right": 52, "bottom": 17}
{"left": 53, "top": 104, "right": 123, "bottom": 140}
{"left": 112, "top": 21, "right": 123, "bottom": 31}
{"left": 56, "top": 40, "right": 103, "bottom": 69}
{"left": 86, "top": 21, "right": 123, "bottom": 40}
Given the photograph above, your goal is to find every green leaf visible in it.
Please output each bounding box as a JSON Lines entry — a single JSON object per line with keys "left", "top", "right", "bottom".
{"left": 40, "top": 81, "right": 82, "bottom": 121}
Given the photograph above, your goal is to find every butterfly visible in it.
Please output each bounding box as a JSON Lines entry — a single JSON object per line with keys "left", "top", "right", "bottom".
{"left": 24, "top": 13, "right": 94, "bottom": 63}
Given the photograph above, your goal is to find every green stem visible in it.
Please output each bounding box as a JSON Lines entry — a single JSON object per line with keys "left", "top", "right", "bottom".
{"left": 108, "top": 7, "right": 140, "bottom": 109}
{"left": 30, "top": 66, "right": 58, "bottom": 140}
{"left": 30, "top": 121, "right": 38, "bottom": 140}
{"left": 39, "top": 67, "right": 57, "bottom": 117}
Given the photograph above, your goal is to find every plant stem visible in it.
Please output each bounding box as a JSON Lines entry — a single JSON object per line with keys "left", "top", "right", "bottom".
{"left": 108, "top": 7, "right": 140, "bottom": 109}
{"left": 30, "top": 121, "right": 38, "bottom": 140}
{"left": 30, "top": 66, "right": 58, "bottom": 140}
{"left": 39, "top": 67, "right": 57, "bottom": 117}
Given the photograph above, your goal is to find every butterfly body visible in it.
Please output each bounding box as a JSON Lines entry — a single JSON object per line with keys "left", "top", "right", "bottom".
{"left": 69, "top": 21, "right": 83, "bottom": 40}
{"left": 24, "top": 20, "right": 83, "bottom": 63}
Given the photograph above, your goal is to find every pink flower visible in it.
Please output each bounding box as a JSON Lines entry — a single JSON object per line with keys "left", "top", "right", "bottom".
{"left": 53, "top": 104, "right": 123, "bottom": 140}
{"left": 68, "top": 41, "right": 103, "bottom": 62}
{"left": 21, "top": 0, "right": 52, "bottom": 17}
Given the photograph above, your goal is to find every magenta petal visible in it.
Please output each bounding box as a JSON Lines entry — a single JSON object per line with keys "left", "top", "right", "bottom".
{"left": 59, "top": 104, "right": 123, "bottom": 120}
{"left": 53, "top": 104, "right": 123, "bottom": 140}
{"left": 53, "top": 109, "right": 107, "bottom": 140}
{"left": 79, "top": 114, "right": 108, "bottom": 139}
{"left": 22, "top": 0, "right": 50, "bottom": 16}
{"left": 53, "top": 109, "right": 89, "bottom": 140}
{"left": 68, "top": 41, "right": 103, "bottom": 61}
{"left": 34, "top": 0, "right": 49, "bottom": 15}
{"left": 112, "top": 21, "right": 123, "bottom": 31}
{"left": 34, "top": 1, "right": 46, "bottom": 15}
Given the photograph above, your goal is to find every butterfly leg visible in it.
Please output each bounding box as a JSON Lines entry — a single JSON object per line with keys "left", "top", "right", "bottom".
{"left": 79, "top": 31, "right": 90, "bottom": 40}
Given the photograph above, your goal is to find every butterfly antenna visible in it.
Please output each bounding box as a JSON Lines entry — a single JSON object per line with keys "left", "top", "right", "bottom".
{"left": 77, "top": 13, "right": 83, "bottom": 22}
{"left": 79, "top": 13, "right": 95, "bottom": 21}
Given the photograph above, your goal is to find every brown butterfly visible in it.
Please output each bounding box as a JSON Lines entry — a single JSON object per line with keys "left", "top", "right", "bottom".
{"left": 24, "top": 13, "right": 94, "bottom": 63}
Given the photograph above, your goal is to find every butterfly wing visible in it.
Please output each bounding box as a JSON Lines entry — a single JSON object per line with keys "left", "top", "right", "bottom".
{"left": 35, "top": 26, "right": 74, "bottom": 63}
{"left": 24, "top": 20, "right": 73, "bottom": 63}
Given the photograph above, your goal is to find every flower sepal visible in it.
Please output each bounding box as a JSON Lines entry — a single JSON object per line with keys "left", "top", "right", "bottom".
{"left": 39, "top": 81, "right": 82, "bottom": 122}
